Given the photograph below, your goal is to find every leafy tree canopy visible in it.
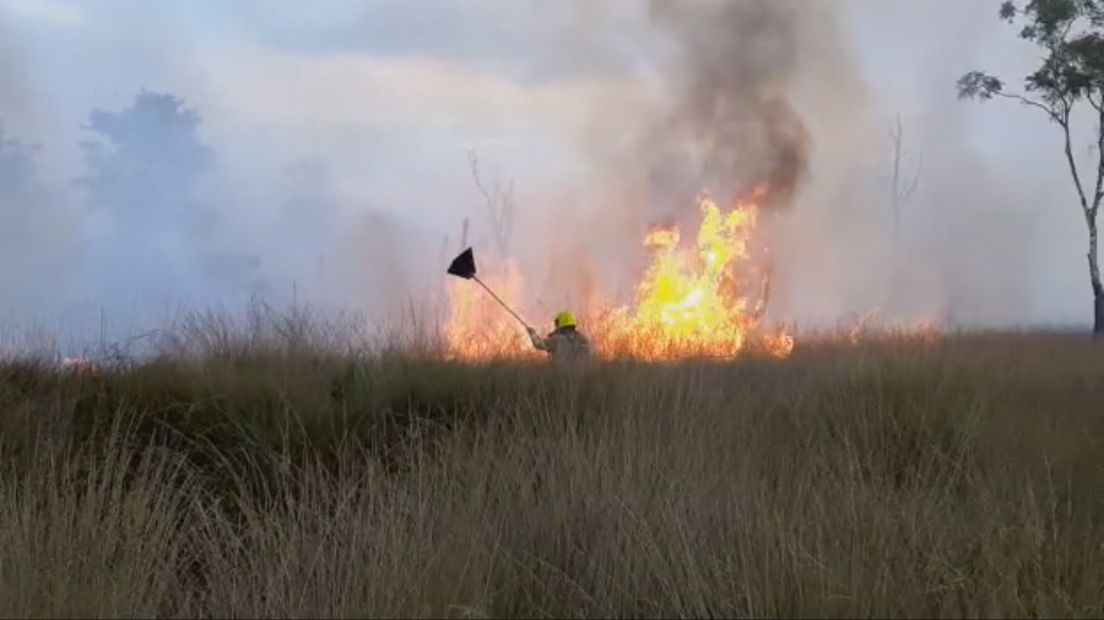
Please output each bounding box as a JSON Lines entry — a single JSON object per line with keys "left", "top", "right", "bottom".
{"left": 960, "top": 0, "right": 1104, "bottom": 117}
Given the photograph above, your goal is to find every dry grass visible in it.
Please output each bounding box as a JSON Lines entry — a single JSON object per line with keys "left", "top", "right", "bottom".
{"left": 0, "top": 312, "right": 1101, "bottom": 618}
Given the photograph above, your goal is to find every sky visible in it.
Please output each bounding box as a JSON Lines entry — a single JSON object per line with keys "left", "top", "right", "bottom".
{"left": 0, "top": 0, "right": 1098, "bottom": 353}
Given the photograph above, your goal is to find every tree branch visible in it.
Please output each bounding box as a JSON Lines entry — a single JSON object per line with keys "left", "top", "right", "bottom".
{"left": 1095, "top": 97, "right": 1104, "bottom": 223}
{"left": 995, "top": 91, "right": 1063, "bottom": 122}
{"left": 903, "top": 149, "right": 924, "bottom": 202}
{"left": 1060, "top": 19, "right": 1075, "bottom": 44}
{"left": 1061, "top": 105, "right": 1093, "bottom": 220}
{"left": 890, "top": 117, "right": 922, "bottom": 200}
{"left": 467, "top": 150, "right": 514, "bottom": 258}
{"left": 887, "top": 113, "right": 924, "bottom": 246}
{"left": 1089, "top": 90, "right": 1104, "bottom": 113}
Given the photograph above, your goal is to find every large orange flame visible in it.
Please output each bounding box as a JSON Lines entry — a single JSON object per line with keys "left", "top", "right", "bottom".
{"left": 602, "top": 189, "right": 793, "bottom": 360}
{"left": 443, "top": 259, "right": 538, "bottom": 361}
{"left": 442, "top": 189, "right": 794, "bottom": 361}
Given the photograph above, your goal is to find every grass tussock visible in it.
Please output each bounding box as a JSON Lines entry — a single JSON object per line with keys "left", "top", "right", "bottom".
{"left": 0, "top": 309, "right": 1102, "bottom": 618}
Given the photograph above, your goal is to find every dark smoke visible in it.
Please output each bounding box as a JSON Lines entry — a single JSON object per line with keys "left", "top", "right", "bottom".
{"left": 553, "top": 0, "right": 820, "bottom": 312}
{"left": 645, "top": 0, "right": 811, "bottom": 212}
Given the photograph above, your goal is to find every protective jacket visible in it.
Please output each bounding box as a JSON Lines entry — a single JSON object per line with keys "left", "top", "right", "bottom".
{"left": 530, "top": 325, "right": 590, "bottom": 360}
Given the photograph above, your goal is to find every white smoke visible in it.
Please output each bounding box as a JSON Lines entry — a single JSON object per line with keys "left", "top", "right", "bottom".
{"left": 0, "top": 0, "right": 1096, "bottom": 356}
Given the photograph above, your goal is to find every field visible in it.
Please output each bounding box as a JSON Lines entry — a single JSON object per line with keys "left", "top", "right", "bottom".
{"left": 0, "top": 312, "right": 1102, "bottom": 618}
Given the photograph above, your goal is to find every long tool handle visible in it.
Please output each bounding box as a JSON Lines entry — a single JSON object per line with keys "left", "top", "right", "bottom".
{"left": 473, "top": 276, "right": 531, "bottom": 330}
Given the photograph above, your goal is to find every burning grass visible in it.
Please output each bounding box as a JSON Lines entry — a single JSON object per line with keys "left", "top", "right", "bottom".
{"left": 443, "top": 190, "right": 794, "bottom": 362}
{"left": 0, "top": 311, "right": 1101, "bottom": 618}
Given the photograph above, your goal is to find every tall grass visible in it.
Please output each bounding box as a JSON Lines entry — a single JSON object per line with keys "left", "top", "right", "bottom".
{"left": 0, "top": 309, "right": 1101, "bottom": 617}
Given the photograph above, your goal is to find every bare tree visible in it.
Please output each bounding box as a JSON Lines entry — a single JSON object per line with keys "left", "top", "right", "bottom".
{"left": 889, "top": 114, "right": 923, "bottom": 246}
{"left": 958, "top": 0, "right": 1104, "bottom": 334}
{"left": 467, "top": 150, "right": 515, "bottom": 260}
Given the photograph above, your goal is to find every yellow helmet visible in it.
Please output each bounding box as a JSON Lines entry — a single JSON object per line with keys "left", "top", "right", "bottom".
{"left": 554, "top": 311, "right": 577, "bottom": 329}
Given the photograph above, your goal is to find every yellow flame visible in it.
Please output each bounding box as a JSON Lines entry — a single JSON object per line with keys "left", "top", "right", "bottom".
{"left": 602, "top": 190, "right": 791, "bottom": 360}
{"left": 442, "top": 188, "right": 795, "bottom": 361}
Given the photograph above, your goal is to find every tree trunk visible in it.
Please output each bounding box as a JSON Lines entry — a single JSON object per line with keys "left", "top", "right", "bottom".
{"left": 1091, "top": 219, "right": 1103, "bottom": 334}
{"left": 1096, "top": 289, "right": 1104, "bottom": 335}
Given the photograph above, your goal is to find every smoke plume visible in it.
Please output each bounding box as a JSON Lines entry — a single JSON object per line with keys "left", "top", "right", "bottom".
{"left": 545, "top": 0, "right": 836, "bottom": 318}
{"left": 643, "top": 0, "right": 810, "bottom": 212}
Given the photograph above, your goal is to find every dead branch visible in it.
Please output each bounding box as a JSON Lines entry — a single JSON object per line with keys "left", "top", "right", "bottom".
{"left": 468, "top": 150, "right": 515, "bottom": 259}
{"left": 890, "top": 114, "right": 923, "bottom": 243}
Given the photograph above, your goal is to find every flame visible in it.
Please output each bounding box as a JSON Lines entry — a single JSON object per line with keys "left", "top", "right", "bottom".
{"left": 848, "top": 307, "right": 882, "bottom": 345}
{"left": 60, "top": 356, "right": 101, "bottom": 376}
{"left": 602, "top": 189, "right": 793, "bottom": 360}
{"left": 843, "top": 309, "right": 944, "bottom": 345}
{"left": 442, "top": 188, "right": 794, "bottom": 361}
{"left": 443, "top": 259, "right": 537, "bottom": 361}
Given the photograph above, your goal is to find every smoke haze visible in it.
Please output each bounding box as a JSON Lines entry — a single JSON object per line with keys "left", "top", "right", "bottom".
{"left": 645, "top": 0, "right": 811, "bottom": 211}
{"left": 0, "top": 0, "right": 1096, "bottom": 353}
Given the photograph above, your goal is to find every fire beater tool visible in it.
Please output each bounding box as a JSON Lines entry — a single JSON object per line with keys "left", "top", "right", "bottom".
{"left": 446, "top": 247, "right": 533, "bottom": 331}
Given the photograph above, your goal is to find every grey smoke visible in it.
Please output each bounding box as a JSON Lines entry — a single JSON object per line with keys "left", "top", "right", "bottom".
{"left": 540, "top": 0, "right": 829, "bottom": 317}
{"left": 76, "top": 91, "right": 265, "bottom": 322}
{"left": 0, "top": 0, "right": 1097, "bottom": 352}
{"left": 644, "top": 0, "right": 810, "bottom": 212}
{"left": 0, "top": 125, "right": 77, "bottom": 320}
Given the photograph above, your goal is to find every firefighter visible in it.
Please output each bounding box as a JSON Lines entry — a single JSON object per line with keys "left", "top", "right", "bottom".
{"left": 528, "top": 311, "right": 591, "bottom": 360}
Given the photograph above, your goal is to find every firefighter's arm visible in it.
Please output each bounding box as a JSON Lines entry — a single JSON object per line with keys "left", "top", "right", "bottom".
{"left": 527, "top": 327, "right": 550, "bottom": 351}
